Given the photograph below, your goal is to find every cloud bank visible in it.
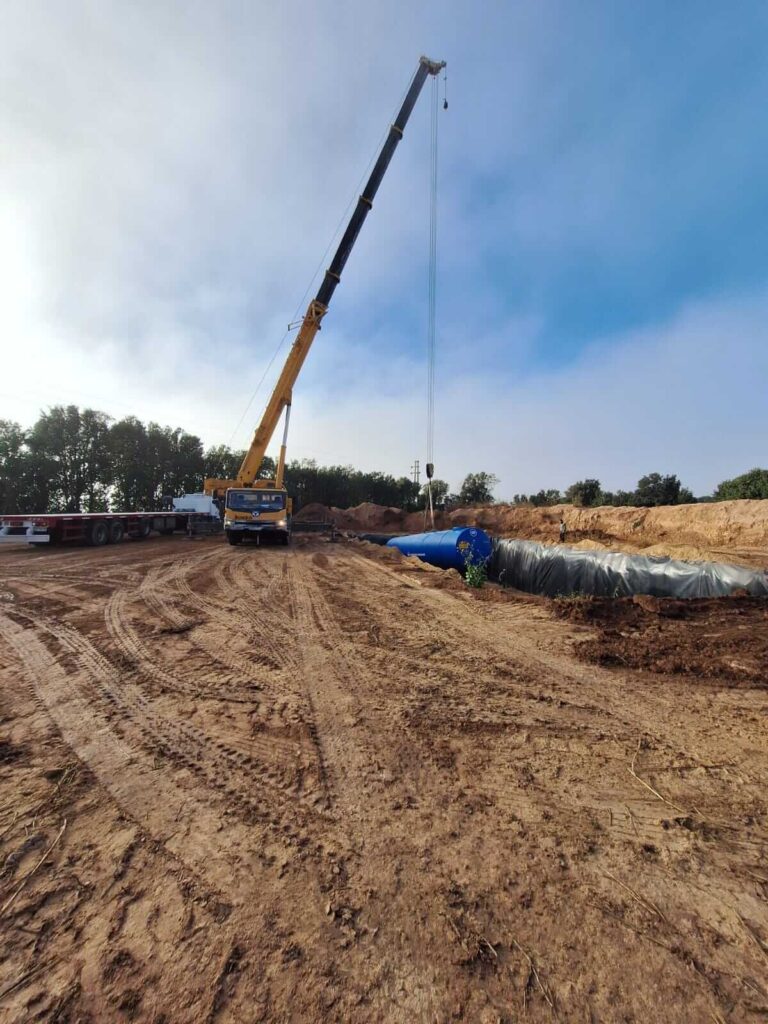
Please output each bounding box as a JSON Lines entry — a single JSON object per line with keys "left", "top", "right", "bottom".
{"left": 2, "top": 1, "right": 767, "bottom": 496}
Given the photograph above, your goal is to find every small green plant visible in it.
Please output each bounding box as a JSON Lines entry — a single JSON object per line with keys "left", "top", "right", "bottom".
{"left": 464, "top": 554, "right": 488, "bottom": 589}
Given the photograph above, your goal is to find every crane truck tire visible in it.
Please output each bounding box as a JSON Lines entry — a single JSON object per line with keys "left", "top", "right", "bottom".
{"left": 227, "top": 533, "right": 243, "bottom": 546}
{"left": 107, "top": 521, "right": 125, "bottom": 544}
{"left": 86, "top": 521, "right": 109, "bottom": 547}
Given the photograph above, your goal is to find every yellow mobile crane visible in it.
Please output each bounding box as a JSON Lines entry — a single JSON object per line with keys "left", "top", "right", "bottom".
{"left": 205, "top": 56, "right": 445, "bottom": 546}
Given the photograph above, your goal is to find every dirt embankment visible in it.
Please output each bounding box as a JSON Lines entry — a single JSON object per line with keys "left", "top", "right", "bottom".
{"left": 297, "top": 499, "right": 768, "bottom": 568}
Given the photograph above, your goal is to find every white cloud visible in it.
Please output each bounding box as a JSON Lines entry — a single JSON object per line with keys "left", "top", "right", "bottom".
{"left": 1, "top": 2, "right": 766, "bottom": 502}
{"left": 289, "top": 289, "right": 768, "bottom": 496}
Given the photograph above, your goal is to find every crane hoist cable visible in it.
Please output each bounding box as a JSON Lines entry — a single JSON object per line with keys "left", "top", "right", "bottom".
{"left": 424, "top": 71, "right": 441, "bottom": 530}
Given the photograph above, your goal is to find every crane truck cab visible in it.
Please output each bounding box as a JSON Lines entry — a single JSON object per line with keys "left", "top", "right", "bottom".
{"left": 223, "top": 484, "right": 291, "bottom": 546}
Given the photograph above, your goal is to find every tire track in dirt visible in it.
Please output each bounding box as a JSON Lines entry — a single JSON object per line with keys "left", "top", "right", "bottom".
{"left": 0, "top": 571, "right": 142, "bottom": 589}
{"left": 104, "top": 587, "right": 315, "bottom": 774}
{"left": 218, "top": 552, "right": 304, "bottom": 670}
{"left": 288, "top": 550, "right": 556, "bottom": 1018}
{"left": 307, "top": 553, "right": 672, "bottom": 834}
{"left": 163, "top": 550, "right": 323, "bottom": 764}
{"left": 174, "top": 569, "right": 290, "bottom": 675}
{"left": 138, "top": 552, "right": 219, "bottom": 628}
{"left": 2, "top": 606, "right": 327, "bottom": 845}
{"left": 79, "top": 545, "right": 326, "bottom": 798}
{"left": 284, "top": 551, "right": 461, "bottom": 1020}
{"left": 285, "top": 551, "right": 389, "bottom": 817}
{"left": 104, "top": 588, "right": 265, "bottom": 705}
{"left": 0, "top": 610, "right": 266, "bottom": 903}
{"left": 346, "top": 552, "right": 768, "bottom": 879}
{"left": 140, "top": 552, "right": 304, "bottom": 710}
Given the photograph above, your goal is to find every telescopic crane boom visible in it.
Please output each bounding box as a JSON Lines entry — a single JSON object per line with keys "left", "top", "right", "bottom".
{"left": 205, "top": 56, "right": 445, "bottom": 526}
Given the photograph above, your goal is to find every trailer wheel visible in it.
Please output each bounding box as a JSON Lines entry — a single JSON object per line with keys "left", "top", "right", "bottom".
{"left": 108, "top": 521, "right": 125, "bottom": 544}
{"left": 86, "top": 521, "right": 109, "bottom": 547}
{"left": 134, "top": 521, "right": 152, "bottom": 540}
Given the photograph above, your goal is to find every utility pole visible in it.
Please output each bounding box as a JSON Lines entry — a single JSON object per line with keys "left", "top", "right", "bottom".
{"left": 411, "top": 460, "right": 420, "bottom": 487}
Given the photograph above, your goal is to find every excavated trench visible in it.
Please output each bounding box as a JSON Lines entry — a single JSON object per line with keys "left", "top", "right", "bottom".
{"left": 353, "top": 531, "right": 768, "bottom": 598}
{"left": 490, "top": 538, "right": 768, "bottom": 599}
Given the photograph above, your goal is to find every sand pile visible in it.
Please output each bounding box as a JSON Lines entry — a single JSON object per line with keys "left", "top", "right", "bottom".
{"left": 293, "top": 502, "right": 335, "bottom": 522}
{"left": 295, "top": 501, "right": 409, "bottom": 531}
{"left": 441, "top": 499, "right": 768, "bottom": 549}
{"left": 334, "top": 502, "right": 407, "bottom": 530}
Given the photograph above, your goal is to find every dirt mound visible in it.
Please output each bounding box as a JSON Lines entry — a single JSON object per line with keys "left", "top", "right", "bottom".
{"left": 294, "top": 501, "right": 406, "bottom": 530}
{"left": 430, "top": 567, "right": 464, "bottom": 590}
{"left": 293, "top": 502, "right": 335, "bottom": 522}
{"left": 557, "top": 593, "right": 768, "bottom": 685}
{"left": 444, "top": 499, "right": 768, "bottom": 565}
{"left": 333, "top": 502, "right": 407, "bottom": 531}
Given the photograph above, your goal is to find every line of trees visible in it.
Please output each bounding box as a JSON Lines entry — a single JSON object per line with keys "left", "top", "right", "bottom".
{"left": 2, "top": 406, "right": 765, "bottom": 514}
{"left": 513, "top": 468, "right": 768, "bottom": 507}
{"left": 712, "top": 468, "right": 768, "bottom": 501}
{"left": 0, "top": 406, "right": 431, "bottom": 514}
{"left": 513, "top": 474, "right": 694, "bottom": 508}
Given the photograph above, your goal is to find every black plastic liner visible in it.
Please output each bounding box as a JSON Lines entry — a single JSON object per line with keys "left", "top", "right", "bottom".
{"left": 491, "top": 539, "right": 768, "bottom": 599}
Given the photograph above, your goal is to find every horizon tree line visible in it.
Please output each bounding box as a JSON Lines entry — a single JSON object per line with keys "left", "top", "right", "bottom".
{"left": 0, "top": 406, "right": 765, "bottom": 514}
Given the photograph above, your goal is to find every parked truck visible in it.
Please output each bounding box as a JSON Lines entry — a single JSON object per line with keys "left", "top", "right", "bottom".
{"left": 0, "top": 495, "right": 220, "bottom": 547}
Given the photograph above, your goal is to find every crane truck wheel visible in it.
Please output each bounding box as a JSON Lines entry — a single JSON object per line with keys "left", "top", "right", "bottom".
{"left": 281, "top": 533, "right": 290, "bottom": 546}
{"left": 227, "top": 533, "right": 243, "bottom": 546}
{"left": 107, "top": 521, "right": 125, "bottom": 544}
{"left": 86, "top": 521, "right": 109, "bottom": 547}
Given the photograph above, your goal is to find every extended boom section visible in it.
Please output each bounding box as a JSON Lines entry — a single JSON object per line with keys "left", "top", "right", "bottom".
{"left": 206, "top": 56, "right": 445, "bottom": 546}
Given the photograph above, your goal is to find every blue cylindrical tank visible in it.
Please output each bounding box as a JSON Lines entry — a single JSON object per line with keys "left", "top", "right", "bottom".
{"left": 386, "top": 527, "right": 492, "bottom": 571}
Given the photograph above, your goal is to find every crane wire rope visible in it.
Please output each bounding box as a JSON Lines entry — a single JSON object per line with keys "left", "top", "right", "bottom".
{"left": 226, "top": 76, "right": 415, "bottom": 451}
{"left": 424, "top": 71, "right": 440, "bottom": 530}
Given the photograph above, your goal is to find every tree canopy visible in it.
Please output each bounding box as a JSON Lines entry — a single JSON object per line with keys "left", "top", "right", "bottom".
{"left": 565, "top": 479, "right": 602, "bottom": 508}
{"left": 714, "top": 468, "right": 768, "bottom": 501}
{"left": 515, "top": 473, "right": 698, "bottom": 508}
{"left": 2, "top": 407, "right": 760, "bottom": 516}
{"left": 0, "top": 407, "right": 424, "bottom": 514}
{"left": 458, "top": 471, "right": 498, "bottom": 505}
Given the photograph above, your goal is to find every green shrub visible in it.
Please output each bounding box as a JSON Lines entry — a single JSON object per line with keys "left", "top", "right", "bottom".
{"left": 464, "top": 555, "right": 488, "bottom": 589}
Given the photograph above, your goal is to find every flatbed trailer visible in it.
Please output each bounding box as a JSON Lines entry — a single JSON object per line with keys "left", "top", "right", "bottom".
{"left": 0, "top": 511, "right": 208, "bottom": 547}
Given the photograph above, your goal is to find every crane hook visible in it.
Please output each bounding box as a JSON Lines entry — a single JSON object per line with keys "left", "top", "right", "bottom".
{"left": 442, "top": 69, "right": 448, "bottom": 110}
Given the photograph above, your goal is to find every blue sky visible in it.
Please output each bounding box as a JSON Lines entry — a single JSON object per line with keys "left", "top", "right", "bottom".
{"left": 2, "top": 1, "right": 767, "bottom": 496}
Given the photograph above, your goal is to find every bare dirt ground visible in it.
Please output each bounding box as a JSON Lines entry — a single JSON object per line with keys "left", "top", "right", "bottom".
{"left": 0, "top": 535, "right": 766, "bottom": 1023}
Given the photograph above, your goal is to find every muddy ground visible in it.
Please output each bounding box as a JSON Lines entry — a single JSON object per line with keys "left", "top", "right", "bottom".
{"left": 0, "top": 536, "right": 766, "bottom": 1023}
